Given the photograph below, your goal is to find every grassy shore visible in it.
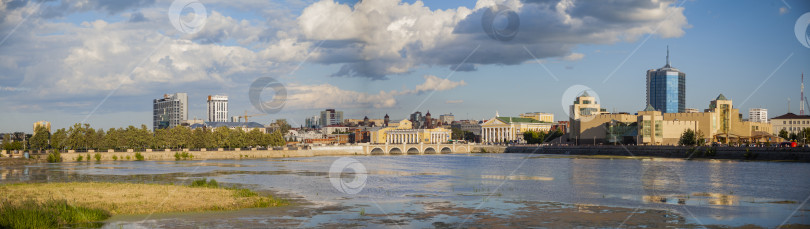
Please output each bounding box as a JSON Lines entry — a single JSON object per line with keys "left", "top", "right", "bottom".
{"left": 0, "top": 181, "right": 288, "bottom": 228}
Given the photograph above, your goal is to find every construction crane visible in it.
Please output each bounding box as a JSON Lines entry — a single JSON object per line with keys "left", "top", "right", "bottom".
{"left": 238, "top": 110, "right": 266, "bottom": 123}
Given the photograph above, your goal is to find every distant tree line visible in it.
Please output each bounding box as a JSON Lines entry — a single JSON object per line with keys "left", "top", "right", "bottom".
{"left": 522, "top": 129, "right": 564, "bottom": 144}
{"left": 5, "top": 123, "right": 286, "bottom": 151}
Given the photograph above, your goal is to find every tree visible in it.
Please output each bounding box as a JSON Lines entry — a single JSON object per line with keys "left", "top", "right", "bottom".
{"left": 153, "top": 128, "right": 170, "bottom": 149}
{"left": 268, "top": 130, "right": 286, "bottom": 147}
{"left": 51, "top": 129, "right": 67, "bottom": 150}
{"left": 228, "top": 127, "right": 246, "bottom": 148}
{"left": 779, "top": 129, "right": 789, "bottom": 140}
{"left": 66, "top": 123, "right": 88, "bottom": 150}
{"left": 29, "top": 125, "right": 50, "bottom": 150}
{"left": 522, "top": 130, "right": 546, "bottom": 144}
{"left": 678, "top": 129, "right": 697, "bottom": 146}
{"left": 275, "top": 119, "right": 291, "bottom": 135}
{"left": 790, "top": 132, "right": 798, "bottom": 141}
{"left": 246, "top": 129, "right": 264, "bottom": 147}
{"left": 1, "top": 134, "right": 9, "bottom": 150}
{"left": 451, "top": 127, "right": 464, "bottom": 140}
{"left": 212, "top": 126, "right": 230, "bottom": 148}
{"left": 191, "top": 127, "right": 213, "bottom": 148}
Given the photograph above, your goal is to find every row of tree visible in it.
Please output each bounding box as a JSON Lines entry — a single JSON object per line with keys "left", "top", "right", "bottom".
{"left": 778, "top": 128, "right": 810, "bottom": 143}
{"left": 522, "top": 130, "right": 564, "bottom": 144}
{"left": 17, "top": 123, "right": 286, "bottom": 151}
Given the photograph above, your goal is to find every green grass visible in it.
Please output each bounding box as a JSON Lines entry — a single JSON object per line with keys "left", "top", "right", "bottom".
{"left": 190, "top": 178, "right": 219, "bottom": 188}
{"left": 0, "top": 199, "right": 110, "bottom": 229}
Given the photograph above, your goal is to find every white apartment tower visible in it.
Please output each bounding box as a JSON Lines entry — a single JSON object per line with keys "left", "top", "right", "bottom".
{"left": 153, "top": 93, "right": 188, "bottom": 130}
{"left": 749, "top": 108, "right": 768, "bottom": 123}
{"left": 207, "top": 95, "right": 228, "bottom": 122}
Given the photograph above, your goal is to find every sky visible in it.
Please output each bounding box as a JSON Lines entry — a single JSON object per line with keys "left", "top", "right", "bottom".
{"left": 1, "top": 0, "right": 809, "bottom": 133}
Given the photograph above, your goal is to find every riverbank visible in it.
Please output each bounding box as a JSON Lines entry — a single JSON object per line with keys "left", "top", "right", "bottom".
{"left": 505, "top": 145, "right": 810, "bottom": 162}
{"left": 0, "top": 182, "right": 288, "bottom": 228}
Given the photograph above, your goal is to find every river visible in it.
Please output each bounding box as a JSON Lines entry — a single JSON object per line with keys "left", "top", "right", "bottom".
{"left": 1, "top": 153, "right": 808, "bottom": 228}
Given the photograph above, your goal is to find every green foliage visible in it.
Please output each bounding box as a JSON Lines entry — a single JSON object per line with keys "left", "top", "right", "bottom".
{"left": 76, "top": 155, "right": 83, "bottom": 162}
{"left": 779, "top": 129, "right": 789, "bottom": 140}
{"left": 190, "top": 178, "right": 219, "bottom": 188}
{"left": 522, "top": 130, "right": 547, "bottom": 144}
{"left": 134, "top": 152, "right": 144, "bottom": 161}
{"left": 112, "top": 155, "right": 118, "bottom": 161}
{"left": 46, "top": 151, "right": 62, "bottom": 163}
{"left": 50, "top": 129, "right": 67, "bottom": 151}
{"left": 232, "top": 188, "right": 258, "bottom": 198}
{"left": 3, "top": 141, "right": 23, "bottom": 151}
{"left": 30, "top": 125, "right": 50, "bottom": 150}
{"left": 174, "top": 152, "right": 192, "bottom": 161}
{"left": 678, "top": 129, "right": 697, "bottom": 146}
{"left": 94, "top": 153, "right": 102, "bottom": 162}
{"left": 125, "top": 155, "right": 131, "bottom": 160}
{"left": 0, "top": 199, "right": 111, "bottom": 229}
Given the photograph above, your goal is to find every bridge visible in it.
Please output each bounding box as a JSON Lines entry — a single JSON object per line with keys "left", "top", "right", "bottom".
{"left": 361, "top": 143, "right": 473, "bottom": 155}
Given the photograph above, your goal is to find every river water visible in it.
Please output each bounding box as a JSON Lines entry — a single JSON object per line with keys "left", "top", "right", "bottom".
{"left": 1, "top": 153, "right": 809, "bottom": 228}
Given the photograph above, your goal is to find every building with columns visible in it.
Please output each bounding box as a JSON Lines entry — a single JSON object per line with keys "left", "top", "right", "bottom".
{"left": 370, "top": 119, "right": 452, "bottom": 144}
{"left": 480, "top": 114, "right": 553, "bottom": 143}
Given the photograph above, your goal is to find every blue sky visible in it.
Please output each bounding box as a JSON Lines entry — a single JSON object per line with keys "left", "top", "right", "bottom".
{"left": 1, "top": 0, "right": 809, "bottom": 132}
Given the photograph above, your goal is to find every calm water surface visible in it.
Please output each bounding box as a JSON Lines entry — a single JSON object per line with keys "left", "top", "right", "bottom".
{"left": 1, "top": 153, "right": 809, "bottom": 228}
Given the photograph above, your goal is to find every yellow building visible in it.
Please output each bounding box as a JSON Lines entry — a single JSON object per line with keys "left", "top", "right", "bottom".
{"left": 519, "top": 112, "right": 554, "bottom": 122}
{"left": 370, "top": 119, "right": 451, "bottom": 144}
{"left": 571, "top": 94, "right": 774, "bottom": 145}
{"left": 481, "top": 115, "right": 553, "bottom": 143}
{"left": 33, "top": 121, "right": 51, "bottom": 135}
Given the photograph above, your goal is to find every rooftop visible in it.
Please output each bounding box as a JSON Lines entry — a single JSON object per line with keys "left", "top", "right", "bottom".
{"left": 771, "top": 113, "right": 810, "bottom": 120}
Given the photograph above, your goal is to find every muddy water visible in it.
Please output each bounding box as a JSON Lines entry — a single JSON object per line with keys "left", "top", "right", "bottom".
{"left": 1, "top": 154, "right": 809, "bottom": 228}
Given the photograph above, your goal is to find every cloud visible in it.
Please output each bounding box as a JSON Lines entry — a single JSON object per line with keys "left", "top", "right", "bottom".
{"left": 283, "top": 0, "right": 690, "bottom": 79}
{"left": 561, "top": 53, "right": 584, "bottom": 61}
{"left": 411, "top": 75, "right": 467, "bottom": 94}
{"left": 285, "top": 74, "right": 466, "bottom": 109}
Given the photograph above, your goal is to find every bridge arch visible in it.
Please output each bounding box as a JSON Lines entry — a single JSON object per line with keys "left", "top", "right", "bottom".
{"left": 440, "top": 147, "right": 452, "bottom": 154}
{"left": 407, "top": 147, "right": 420, "bottom": 154}
{"left": 370, "top": 148, "right": 385, "bottom": 155}
{"left": 424, "top": 147, "right": 436, "bottom": 154}
{"left": 389, "top": 147, "right": 403, "bottom": 155}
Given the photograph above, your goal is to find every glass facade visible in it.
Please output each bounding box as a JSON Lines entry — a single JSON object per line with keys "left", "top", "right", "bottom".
{"left": 647, "top": 69, "right": 685, "bottom": 113}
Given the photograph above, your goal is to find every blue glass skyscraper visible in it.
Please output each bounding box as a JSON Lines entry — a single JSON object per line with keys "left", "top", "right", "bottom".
{"left": 646, "top": 46, "right": 686, "bottom": 113}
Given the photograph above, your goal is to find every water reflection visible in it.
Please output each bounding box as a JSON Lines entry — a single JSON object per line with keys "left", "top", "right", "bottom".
{"left": 0, "top": 155, "right": 808, "bottom": 227}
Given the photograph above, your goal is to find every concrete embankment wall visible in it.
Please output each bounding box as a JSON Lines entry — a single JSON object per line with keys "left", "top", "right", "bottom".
{"left": 56, "top": 149, "right": 365, "bottom": 162}
{"left": 471, "top": 146, "right": 506, "bottom": 153}
{"left": 505, "top": 146, "right": 810, "bottom": 161}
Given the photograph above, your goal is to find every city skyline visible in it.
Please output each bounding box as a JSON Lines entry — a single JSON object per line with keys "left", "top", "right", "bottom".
{"left": 1, "top": 0, "right": 809, "bottom": 132}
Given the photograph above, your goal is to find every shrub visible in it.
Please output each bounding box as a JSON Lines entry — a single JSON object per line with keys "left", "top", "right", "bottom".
{"left": 0, "top": 199, "right": 110, "bottom": 228}
{"left": 174, "top": 152, "right": 181, "bottom": 161}
{"left": 190, "top": 178, "right": 219, "bottom": 188}
{"left": 125, "top": 155, "right": 131, "bottom": 160}
{"left": 94, "top": 153, "right": 102, "bottom": 162}
{"left": 76, "top": 155, "right": 83, "bottom": 162}
{"left": 46, "top": 151, "right": 62, "bottom": 163}
{"left": 134, "top": 152, "right": 144, "bottom": 161}
{"left": 233, "top": 188, "right": 258, "bottom": 198}
{"left": 112, "top": 155, "right": 118, "bottom": 161}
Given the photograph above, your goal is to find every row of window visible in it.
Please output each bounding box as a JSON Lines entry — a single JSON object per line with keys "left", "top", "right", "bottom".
{"left": 782, "top": 120, "right": 810, "bottom": 125}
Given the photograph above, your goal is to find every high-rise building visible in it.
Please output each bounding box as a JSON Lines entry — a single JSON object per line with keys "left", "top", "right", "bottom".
{"left": 439, "top": 113, "right": 455, "bottom": 125}
{"left": 646, "top": 46, "right": 686, "bottom": 113}
{"left": 153, "top": 93, "right": 188, "bottom": 130}
{"left": 305, "top": 115, "right": 320, "bottom": 128}
{"left": 409, "top": 111, "right": 423, "bottom": 128}
{"left": 33, "top": 121, "right": 51, "bottom": 134}
{"left": 749, "top": 108, "right": 768, "bottom": 123}
{"left": 319, "top": 109, "right": 343, "bottom": 127}
{"left": 207, "top": 95, "right": 228, "bottom": 122}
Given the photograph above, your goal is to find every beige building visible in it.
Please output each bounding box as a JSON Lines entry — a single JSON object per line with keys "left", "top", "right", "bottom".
{"left": 370, "top": 119, "right": 451, "bottom": 144}
{"left": 570, "top": 94, "right": 774, "bottom": 145}
{"left": 520, "top": 112, "right": 554, "bottom": 122}
{"left": 481, "top": 115, "right": 553, "bottom": 143}
{"left": 771, "top": 113, "right": 810, "bottom": 135}
{"left": 33, "top": 121, "right": 51, "bottom": 134}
